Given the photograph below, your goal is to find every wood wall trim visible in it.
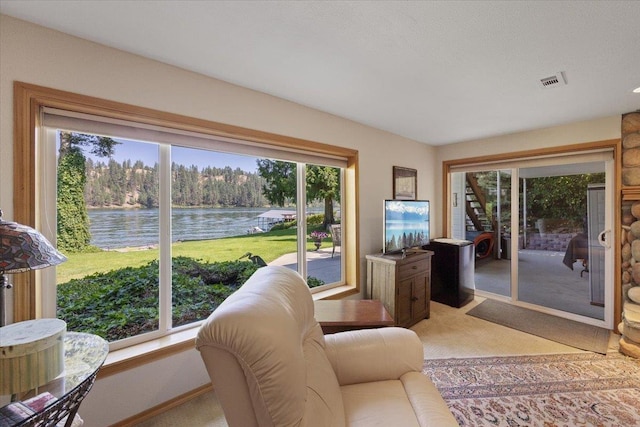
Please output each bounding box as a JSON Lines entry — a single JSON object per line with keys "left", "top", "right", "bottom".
{"left": 12, "top": 81, "right": 360, "bottom": 322}
{"left": 622, "top": 188, "right": 640, "bottom": 200}
{"left": 13, "top": 83, "right": 37, "bottom": 320}
{"left": 443, "top": 139, "right": 619, "bottom": 169}
{"left": 441, "top": 138, "right": 622, "bottom": 329}
{"left": 109, "top": 383, "right": 213, "bottom": 427}
{"left": 14, "top": 82, "right": 357, "bottom": 158}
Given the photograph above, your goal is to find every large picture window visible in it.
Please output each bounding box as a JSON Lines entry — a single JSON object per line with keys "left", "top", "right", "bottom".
{"left": 13, "top": 82, "right": 358, "bottom": 350}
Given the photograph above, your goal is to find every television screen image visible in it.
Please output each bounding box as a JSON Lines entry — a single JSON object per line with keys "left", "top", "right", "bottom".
{"left": 384, "top": 200, "right": 430, "bottom": 254}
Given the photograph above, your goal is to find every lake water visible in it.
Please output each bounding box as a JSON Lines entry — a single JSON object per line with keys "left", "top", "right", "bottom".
{"left": 88, "top": 207, "right": 286, "bottom": 249}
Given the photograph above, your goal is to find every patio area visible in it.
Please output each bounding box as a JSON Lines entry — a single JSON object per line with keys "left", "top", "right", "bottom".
{"left": 270, "top": 246, "right": 342, "bottom": 284}
{"left": 475, "top": 249, "right": 604, "bottom": 320}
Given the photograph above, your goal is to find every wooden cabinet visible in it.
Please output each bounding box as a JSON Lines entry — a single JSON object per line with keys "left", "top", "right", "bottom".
{"left": 366, "top": 251, "right": 432, "bottom": 328}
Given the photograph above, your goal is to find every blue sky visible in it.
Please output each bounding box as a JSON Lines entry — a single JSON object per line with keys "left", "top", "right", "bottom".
{"left": 84, "top": 138, "right": 259, "bottom": 172}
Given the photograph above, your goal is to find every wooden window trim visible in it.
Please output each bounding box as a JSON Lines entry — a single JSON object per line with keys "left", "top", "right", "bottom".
{"left": 13, "top": 81, "right": 360, "bottom": 322}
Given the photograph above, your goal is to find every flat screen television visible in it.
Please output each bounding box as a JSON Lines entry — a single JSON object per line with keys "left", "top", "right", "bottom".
{"left": 384, "top": 199, "right": 430, "bottom": 254}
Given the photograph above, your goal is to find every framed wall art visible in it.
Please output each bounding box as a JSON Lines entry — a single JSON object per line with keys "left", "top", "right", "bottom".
{"left": 393, "top": 166, "right": 417, "bottom": 200}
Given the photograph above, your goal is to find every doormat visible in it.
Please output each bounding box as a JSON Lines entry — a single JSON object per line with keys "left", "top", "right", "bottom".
{"left": 466, "top": 299, "right": 610, "bottom": 354}
{"left": 422, "top": 352, "right": 640, "bottom": 427}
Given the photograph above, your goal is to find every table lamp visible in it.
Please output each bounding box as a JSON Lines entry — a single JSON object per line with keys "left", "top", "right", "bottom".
{"left": 0, "top": 209, "right": 67, "bottom": 327}
{"left": 0, "top": 209, "right": 68, "bottom": 397}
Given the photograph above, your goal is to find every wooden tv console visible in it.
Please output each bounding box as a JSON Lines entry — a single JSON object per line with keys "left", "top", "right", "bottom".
{"left": 365, "top": 251, "right": 433, "bottom": 328}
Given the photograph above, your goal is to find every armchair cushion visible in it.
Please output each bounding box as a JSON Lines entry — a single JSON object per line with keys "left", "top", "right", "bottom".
{"left": 327, "top": 328, "right": 456, "bottom": 427}
{"left": 341, "top": 379, "right": 422, "bottom": 426}
{"left": 324, "top": 327, "right": 423, "bottom": 385}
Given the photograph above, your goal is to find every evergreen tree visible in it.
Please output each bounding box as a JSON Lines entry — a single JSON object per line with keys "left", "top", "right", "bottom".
{"left": 58, "top": 149, "right": 91, "bottom": 252}
{"left": 139, "top": 163, "right": 159, "bottom": 208}
{"left": 57, "top": 132, "right": 119, "bottom": 252}
{"left": 80, "top": 154, "right": 267, "bottom": 210}
{"left": 306, "top": 165, "right": 340, "bottom": 226}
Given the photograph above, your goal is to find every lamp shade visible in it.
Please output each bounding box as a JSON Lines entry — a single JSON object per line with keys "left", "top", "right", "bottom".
{"left": 0, "top": 212, "right": 67, "bottom": 274}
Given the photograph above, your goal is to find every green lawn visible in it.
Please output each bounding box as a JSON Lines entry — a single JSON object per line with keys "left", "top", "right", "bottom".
{"left": 57, "top": 228, "right": 331, "bottom": 283}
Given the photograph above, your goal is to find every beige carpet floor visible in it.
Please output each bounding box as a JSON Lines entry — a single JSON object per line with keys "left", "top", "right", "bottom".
{"left": 134, "top": 297, "right": 620, "bottom": 426}
{"left": 465, "top": 299, "right": 610, "bottom": 353}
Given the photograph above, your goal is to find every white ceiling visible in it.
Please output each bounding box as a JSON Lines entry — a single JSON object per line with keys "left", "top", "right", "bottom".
{"left": 2, "top": 0, "right": 639, "bottom": 145}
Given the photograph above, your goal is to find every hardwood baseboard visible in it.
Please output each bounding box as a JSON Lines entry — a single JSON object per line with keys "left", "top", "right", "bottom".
{"left": 109, "top": 383, "right": 213, "bottom": 427}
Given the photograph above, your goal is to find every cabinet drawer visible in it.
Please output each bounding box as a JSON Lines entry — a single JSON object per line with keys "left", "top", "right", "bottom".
{"left": 399, "top": 259, "right": 428, "bottom": 277}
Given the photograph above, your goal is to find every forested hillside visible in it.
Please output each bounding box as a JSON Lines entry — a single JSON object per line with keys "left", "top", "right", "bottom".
{"left": 84, "top": 158, "right": 267, "bottom": 208}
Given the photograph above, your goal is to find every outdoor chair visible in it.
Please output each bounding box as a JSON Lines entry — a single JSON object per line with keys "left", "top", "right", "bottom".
{"left": 330, "top": 224, "right": 341, "bottom": 258}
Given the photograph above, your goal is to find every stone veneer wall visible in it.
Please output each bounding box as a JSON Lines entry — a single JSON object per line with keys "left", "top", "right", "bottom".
{"left": 619, "top": 112, "right": 640, "bottom": 358}
{"left": 526, "top": 233, "right": 575, "bottom": 252}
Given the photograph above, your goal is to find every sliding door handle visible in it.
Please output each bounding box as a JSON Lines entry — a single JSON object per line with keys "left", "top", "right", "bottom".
{"left": 598, "top": 229, "right": 611, "bottom": 249}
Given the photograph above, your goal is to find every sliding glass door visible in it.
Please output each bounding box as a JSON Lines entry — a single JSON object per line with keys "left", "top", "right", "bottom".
{"left": 451, "top": 170, "right": 511, "bottom": 297}
{"left": 449, "top": 152, "right": 614, "bottom": 328}
{"left": 516, "top": 163, "right": 607, "bottom": 321}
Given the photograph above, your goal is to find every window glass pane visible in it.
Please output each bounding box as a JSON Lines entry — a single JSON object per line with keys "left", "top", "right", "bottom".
{"left": 519, "top": 166, "right": 606, "bottom": 320}
{"left": 55, "top": 133, "right": 160, "bottom": 342}
{"left": 252, "top": 158, "right": 299, "bottom": 278}
{"left": 169, "top": 147, "right": 299, "bottom": 327}
{"left": 52, "top": 130, "right": 347, "bottom": 344}
{"left": 461, "top": 170, "right": 511, "bottom": 297}
{"left": 305, "top": 164, "right": 342, "bottom": 287}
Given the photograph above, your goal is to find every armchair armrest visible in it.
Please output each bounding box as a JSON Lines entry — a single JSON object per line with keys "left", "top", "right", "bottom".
{"left": 323, "top": 327, "right": 424, "bottom": 386}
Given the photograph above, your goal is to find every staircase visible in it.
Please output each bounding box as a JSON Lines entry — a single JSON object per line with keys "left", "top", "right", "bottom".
{"left": 465, "top": 174, "right": 495, "bottom": 232}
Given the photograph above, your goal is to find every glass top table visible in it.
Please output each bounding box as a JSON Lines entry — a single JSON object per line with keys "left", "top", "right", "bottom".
{"left": 1, "top": 331, "right": 109, "bottom": 427}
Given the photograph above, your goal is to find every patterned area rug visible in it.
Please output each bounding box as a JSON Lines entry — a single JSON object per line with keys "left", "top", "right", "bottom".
{"left": 423, "top": 352, "right": 640, "bottom": 427}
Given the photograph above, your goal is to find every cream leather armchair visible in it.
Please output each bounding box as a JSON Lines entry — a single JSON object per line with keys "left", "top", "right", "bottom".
{"left": 196, "top": 266, "right": 457, "bottom": 427}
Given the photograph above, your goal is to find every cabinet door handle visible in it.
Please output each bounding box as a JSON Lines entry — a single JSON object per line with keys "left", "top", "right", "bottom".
{"left": 412, "top": 265, "right": 417, "bottom": 269}
{"left": 411, "top": 296, "right": 419, "bottom": 302}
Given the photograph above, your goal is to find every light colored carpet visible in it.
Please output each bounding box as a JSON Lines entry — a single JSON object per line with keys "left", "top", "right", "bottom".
{"left": 411, "top": 297, "right": 611, "bottom": 359}
{"left": 466, "top": 299, "right": 610, "bottom": 354}
{"left": 134, "top": 391, "right": 227, "bottom": 427}
{"left": 134, "top": 297, "right": 619, "bottom": 426}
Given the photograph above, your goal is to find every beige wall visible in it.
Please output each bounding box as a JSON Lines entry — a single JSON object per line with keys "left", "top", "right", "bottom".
{"left": 0, "top": 15, "right": 436, "bottom": 425}
{"left": 437, "top": 116, "right": 620, "bottom": 162}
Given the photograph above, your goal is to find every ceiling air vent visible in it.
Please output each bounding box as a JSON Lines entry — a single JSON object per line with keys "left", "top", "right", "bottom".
{"left": 540, "top": 72, "right": 567, "bottom": 89}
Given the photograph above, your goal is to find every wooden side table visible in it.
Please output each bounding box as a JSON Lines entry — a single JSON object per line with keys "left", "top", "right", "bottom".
{"left": 314, "top": 299, "right": 394, "bottom": 334}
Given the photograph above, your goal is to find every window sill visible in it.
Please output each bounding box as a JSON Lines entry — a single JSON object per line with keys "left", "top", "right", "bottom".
{"left": 99, "top": 327, "right": 199, "bottom": 379}
{"left": 98, "top": 284, "right": 357, "bottom": 378}
{"left": 312, "top": 284, "right": 358, "bottom": 300}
